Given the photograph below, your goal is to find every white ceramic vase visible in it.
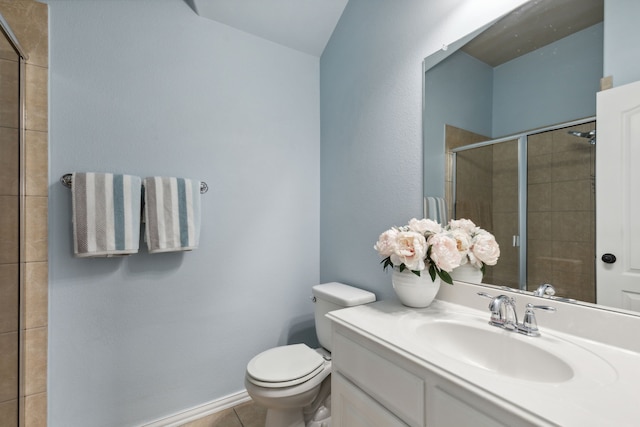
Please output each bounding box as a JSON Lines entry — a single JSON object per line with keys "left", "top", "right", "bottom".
{"left": 392, "top": 268, "right": 441, "bottom": 308}
{"left": 450, "top": 262, "right": 483, "bottom": 284}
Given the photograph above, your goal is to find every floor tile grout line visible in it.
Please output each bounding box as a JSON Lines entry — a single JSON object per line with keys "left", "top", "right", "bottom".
{"left": 233, "top": 407, "right": 245, "bottom": 427}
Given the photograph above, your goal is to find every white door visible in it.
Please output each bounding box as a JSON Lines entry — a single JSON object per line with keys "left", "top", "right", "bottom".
{"left": 596, "top": 79, "right": 640, "bottom": 311}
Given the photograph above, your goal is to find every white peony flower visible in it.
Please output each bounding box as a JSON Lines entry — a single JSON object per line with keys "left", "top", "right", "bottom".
{"left": 374, "top": 228, "right": 399, "bottom": 257}
{"left": 448, "top": 218, "right": 478, "bottom": 234}
{"left": 389, "top": 231, "right": 427, "bottom": 271}
{"left": 428, "top": 233, "right": 463, "bottom": 272}
{"left": 470, "top": 231, "right": 500, "bottom": 266}
{"left": 408, "top": 218, "right": 442, "bottom": 235}
{"left": 448, "top": 228, "right": 472, "bottom": 264}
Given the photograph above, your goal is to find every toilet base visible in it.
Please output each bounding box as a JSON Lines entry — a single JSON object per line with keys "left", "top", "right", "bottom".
{"left": 254, "top": 375, "right": 332, "bottom": 427}
{"left": 265, "top": 408, "right": 306, "bottom": 427}
{"left": 264, "top": 404, "right": 331, "bottom": 427}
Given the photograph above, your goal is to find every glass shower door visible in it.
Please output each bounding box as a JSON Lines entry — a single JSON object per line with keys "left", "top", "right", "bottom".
{"left": 454, "top": 138, "right": 521, "bottom": 287}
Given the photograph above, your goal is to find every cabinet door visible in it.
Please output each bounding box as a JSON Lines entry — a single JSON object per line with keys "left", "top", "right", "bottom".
{"left": 427, "top": 382, "right": 538, "bottom": 427}
{"left": 332, "top": 373, "right": 408, "bottom": 427}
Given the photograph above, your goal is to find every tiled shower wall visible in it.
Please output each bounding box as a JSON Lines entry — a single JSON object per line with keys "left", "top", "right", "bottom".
{"left": 445, "top": 125, "right": 490, "bottom": 221}
{"left": 0, "top": 1, "right": 49, "bottom": 426}
{"left": 0, "top": 20, "right": 22, "bottom": 425}
{"left": 527, "top": 122, "right": 596, "bottom": 302}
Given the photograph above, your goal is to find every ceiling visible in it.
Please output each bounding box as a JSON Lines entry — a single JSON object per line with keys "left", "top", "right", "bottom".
{"left": 462, "top": 0, "right": 604, "bottom": 67}
{"left": 186, "top": 0, "right": 604, "bottom": 63}
{"left": 186, "top": 0, "right": 349, "bottom": 57}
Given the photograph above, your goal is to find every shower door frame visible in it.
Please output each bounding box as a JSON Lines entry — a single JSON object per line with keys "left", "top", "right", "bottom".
{"left": 0, "top": 12, "right": 29, "bottom": 427}
{"left": 451, "top": 116, "right": 596, "bottom": 290}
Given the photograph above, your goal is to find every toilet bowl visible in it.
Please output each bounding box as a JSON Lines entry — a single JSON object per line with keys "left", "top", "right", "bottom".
{"left": 245, "top": 282, "right": 376, "bottom": 427}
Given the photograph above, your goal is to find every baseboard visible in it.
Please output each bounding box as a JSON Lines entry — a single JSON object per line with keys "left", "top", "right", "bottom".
{"left": 142, "top": 390, "right": 251, "bottom": 427}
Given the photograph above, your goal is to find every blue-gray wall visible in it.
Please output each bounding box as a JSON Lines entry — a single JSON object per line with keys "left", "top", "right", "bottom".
{"left": 604, "top": 0, "right": 640, "bottom": 87}
{"left": 423, "top": 52, "right": 493, "bottom": 198}
{"left": 493, "top": 23, "right": 603, "bottom": 137}
{"left": 320, "top": 0, "right": 528, "bottom": 301}
{"left": 47, "top": 1, "right": 319, "bottom": 426}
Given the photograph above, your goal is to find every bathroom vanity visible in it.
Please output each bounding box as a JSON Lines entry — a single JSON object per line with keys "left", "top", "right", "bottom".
{"left": 327, "top": 281, "right": 640, "bottom": 427}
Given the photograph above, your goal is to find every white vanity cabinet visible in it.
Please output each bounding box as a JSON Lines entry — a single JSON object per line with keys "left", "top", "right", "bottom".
{"left": 330, "top": 323, "right": 542, "bottom": 427}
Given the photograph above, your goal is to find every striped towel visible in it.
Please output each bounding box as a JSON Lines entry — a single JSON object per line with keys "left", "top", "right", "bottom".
{"left": 143, "top": 176, "right": 201, "bottom": 253}
{"left": 424, "top": 196, "right": 448, "bottom": 225}
{"left": 72, "top": 172, "right": 142, "bottom": 257}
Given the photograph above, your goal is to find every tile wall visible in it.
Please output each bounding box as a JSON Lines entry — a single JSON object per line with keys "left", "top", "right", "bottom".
{"left": 0, "top": 26, "right": 21, "bottom": 427}
{"left": 444, "top": 125, "right": 490, "bottom": 220}
{"left": 0, "top": 1, "right": 49, "bottom": 426}
{"left": 527, "top": 122, "right": 596, "bottom": 302}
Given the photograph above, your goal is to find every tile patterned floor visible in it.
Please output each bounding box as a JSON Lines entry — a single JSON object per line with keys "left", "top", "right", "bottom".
{"left": 180, "top": 401, "right": 267, "bottom": 427}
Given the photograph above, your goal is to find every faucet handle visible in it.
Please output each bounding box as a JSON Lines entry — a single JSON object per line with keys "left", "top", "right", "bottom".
{"left": 519, "top": 303, "right": 556, "bottom": 337}
{"left": 477, "top": 292, "right": 494, "bottom": 300}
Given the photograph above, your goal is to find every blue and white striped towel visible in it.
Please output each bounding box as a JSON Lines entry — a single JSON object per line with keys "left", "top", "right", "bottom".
{"left": 143, "top": 176, "right": 201, "bottom": 253}
{"left": 72, "top": 172, "right": 142, "bottom": 257}
{"left": 424, "top": 196, "right": 448, "bottom": 225}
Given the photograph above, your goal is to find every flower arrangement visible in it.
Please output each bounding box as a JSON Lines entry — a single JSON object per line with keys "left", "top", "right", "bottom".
{"left": 374, "top": 218, "right": 500, "bottom": 285}
{"left": 374, "top": 218, "right": 460, "bottom": 284}
{"left": 445, "top": 218, "right": 500, "bottom": 275}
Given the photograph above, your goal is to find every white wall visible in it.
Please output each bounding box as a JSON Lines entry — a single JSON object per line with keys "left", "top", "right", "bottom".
{"left": 46, "top": 1, "right": 319, "bottom": 426}
{"left": 320, "top": 0, "right": 528, "bottom": 298}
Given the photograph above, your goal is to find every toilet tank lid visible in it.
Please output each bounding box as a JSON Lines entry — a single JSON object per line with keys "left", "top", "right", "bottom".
{"left": 312, "top": 282, "right": 376, "bottom": 307}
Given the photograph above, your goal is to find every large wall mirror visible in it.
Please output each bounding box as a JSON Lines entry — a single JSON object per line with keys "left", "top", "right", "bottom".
{"left": 422, "top": 0, "right": 640, "bottom": 314}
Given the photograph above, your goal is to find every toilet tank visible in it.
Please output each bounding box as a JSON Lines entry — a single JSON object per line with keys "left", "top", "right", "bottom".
{"left": 312, "top": 282, "right": 376, "bottom": 352}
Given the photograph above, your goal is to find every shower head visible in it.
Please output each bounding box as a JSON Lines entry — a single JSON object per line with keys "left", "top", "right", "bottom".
{"left": 567, "top": 129, "right": 596, "bottom": 145}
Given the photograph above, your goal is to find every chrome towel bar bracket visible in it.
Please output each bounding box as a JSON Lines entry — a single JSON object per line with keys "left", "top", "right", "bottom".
{"left": 60, "top": 173, "right": 209, "bottom": 194}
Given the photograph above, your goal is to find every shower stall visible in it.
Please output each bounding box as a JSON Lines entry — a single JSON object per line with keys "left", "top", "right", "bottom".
{"left": 450, "top": 119, "right": 596, "bottom": 302}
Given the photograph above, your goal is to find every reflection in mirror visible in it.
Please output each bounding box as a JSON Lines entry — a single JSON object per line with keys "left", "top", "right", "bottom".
{"left": 422, "top": 0, "right": 618, "bottom": 310}
{"left": 450, "top": 121, "right": 596, "bottom": 303}
{"left": 0, "top": 18, "right": 21, "bottom": 427}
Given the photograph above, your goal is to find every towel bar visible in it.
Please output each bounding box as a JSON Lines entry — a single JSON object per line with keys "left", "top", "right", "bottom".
{"left": 60, "top": 173, "right": 209, "bottom": 194}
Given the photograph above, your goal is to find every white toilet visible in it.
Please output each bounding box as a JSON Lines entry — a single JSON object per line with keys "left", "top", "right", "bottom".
{"left": 245, "top": 282, "right": 376, "bottom": 427}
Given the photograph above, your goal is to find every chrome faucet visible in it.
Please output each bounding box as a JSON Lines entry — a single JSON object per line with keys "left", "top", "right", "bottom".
{"left": 478, "top": 292, "right": 556, "bottom": 336}
{"left": 533, "top": 283, "right": 556, "bottom": 297}
{"left": 487, "top": 294, "right": 518, "bottom": 330}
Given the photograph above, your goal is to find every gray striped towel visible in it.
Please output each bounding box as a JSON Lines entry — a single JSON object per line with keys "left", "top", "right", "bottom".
{"left": 143, "top": 176, "right": 201, "bottom": 253}
{"left": 424, "top": 196, "right": 448, "bottom": 225}
{"left": 72, "top": 172, "right": 142, "bottom": 257}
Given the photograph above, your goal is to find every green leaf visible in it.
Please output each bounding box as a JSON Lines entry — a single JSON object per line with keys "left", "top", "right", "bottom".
{"left": 438, "top": 269, "right": 453, "bottom": 285}
{"left": 411, "top": 270, "right": 421, "bottom": 277}
{"left": 481, "top": 264, "right": 486, "bottom": 276}
{"left": 428, "top": 265, "right": 437, "bottom": 281}
{"left": 380, "top": 257, "right": 393, "bottom": 271}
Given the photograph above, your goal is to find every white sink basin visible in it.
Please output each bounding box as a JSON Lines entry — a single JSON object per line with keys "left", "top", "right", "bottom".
{"left": 416, "top": 319, "right": 573, "bottom": 383}
{"left": 398, "top": 311, "right": 617, "bottom": 385}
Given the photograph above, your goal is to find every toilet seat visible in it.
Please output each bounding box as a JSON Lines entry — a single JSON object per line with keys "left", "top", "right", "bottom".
{"left": 247, "top": 344, "right": 326, "bottom": 388}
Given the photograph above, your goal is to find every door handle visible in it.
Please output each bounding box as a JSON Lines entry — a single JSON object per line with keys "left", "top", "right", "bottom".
{"left": 601, "top": 253, "right": 617, "bottom": 264}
